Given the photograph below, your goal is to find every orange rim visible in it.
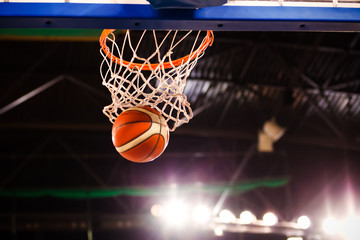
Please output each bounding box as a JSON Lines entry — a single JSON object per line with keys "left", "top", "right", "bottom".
{"left": 100, "top": 29, "right": 214, "bottom": 71}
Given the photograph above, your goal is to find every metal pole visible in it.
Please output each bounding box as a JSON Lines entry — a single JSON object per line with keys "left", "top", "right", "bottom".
{"left": 11, "top": 199, "right": 17, "bottom": 240}
{"left": 0, "top": 75, "right": 64, "bottom": 115}
{"left": 0, "top": 137, "right": 52, "bottom": 189}
{"left": 212, "top": 143, "right": 256, "bottom": 215}
{"left": 87, "top": 199, "right": 93, "bottom": 240}
{"left": 56, "top": 137, "right": 130, "bottom": 213}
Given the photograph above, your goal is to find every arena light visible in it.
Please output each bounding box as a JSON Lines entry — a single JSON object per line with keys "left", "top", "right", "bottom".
{"left": 263, "top": 117, "right": 286, "bottom": 141}
{"left": 239, "top": 210, "right": 256, "bottom": 224}
{"left": 263, "top": 212, "right": 278, "bottom": 226}
{"left": 193, "top": 205, "right": 211, "bottom": 224}
{"left": 322, "top": 217, "right": 339, "bottom": 235}
{"left": 219, "top": 209, "right": 236, "bottom": 223}
{"left": 297, "top": 215, "right": 311, "bottom": 229}
{"left": 214, "top": 226, "right": 224, "bottom": 236}
{"left": 164, "top": 200, "right": 188, "bottom": 227}
{"left": 151, "top": 204, "right": 165, "bottom": 218}
{"left": 258, "top": 130, "right": 274, "bottom": 152}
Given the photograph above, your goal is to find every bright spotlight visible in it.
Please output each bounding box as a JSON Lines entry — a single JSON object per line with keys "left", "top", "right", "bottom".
{"left": 214, "top": 226, "right": 224, "bottom": 236}
{"left": 239, "top": 210, "right": 256, "bottom": 224}
{"left": 164, "top": 200, "right": 188, "bottom": 227}
{"left": 193, "top": 205, "right": 211, "bottom": 224}
{"left": 151, "top": 204, "right": 165, "bottom": 218}
{"left": 341, "top": 214, "right": 360, "bottom": 240}
{"left": 219, "top": 209, "right": 236, "bottom": 223}
{"left": 297, "top": 216, "right": 311, "bottom": 229}
{"left": 322, "top": 217, "right": 339, "bottom": 235}
{"left": 263, "top": 212, "right": 278, "bottom": 226}
{"left": 287, "top": 237, "right": 303, "bottom": 240}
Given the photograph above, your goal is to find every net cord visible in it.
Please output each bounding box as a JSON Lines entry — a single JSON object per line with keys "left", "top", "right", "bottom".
{"left": 100, "top": 30, "right": 213, "bottom": 131}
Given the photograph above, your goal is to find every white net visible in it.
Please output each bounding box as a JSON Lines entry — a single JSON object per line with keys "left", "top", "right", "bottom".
{"left": 100, "top": 29, "right": 213, "bottom": 131}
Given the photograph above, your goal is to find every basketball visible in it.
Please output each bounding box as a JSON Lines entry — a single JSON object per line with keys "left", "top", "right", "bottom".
{"left": 112, "top": 106, "right": 170, "bottom": 163}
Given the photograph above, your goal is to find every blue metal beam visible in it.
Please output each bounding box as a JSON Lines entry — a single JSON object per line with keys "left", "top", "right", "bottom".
{"left": 0, "top": 2, "right": 360, "bottom": 31}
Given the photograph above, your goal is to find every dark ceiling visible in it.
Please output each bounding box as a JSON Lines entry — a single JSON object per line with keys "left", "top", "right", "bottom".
{"left": 0, "top": 30, "right": 360, "bottom": 240}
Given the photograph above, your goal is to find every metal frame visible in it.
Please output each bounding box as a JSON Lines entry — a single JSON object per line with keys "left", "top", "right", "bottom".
{"left": 1, "top": 3, "right": 360, "bottom": 31}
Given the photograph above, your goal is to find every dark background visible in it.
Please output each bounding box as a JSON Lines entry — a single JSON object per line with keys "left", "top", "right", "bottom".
{"left": 0, "top": 29, "right": 360, "bottom": 239}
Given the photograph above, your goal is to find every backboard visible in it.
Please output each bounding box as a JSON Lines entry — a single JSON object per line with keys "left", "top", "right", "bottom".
{"left": 0, "top": 0, "right": 360, "bottom": 31}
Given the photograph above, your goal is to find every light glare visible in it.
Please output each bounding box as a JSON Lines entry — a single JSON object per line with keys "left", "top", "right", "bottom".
{"left": 263, "top": 212, "right": 278, "bottom": 226}
{"left": 151, "top": 204, "right": 164, "bottom": 218}
{"left": 219, "top": 209, "right": 236, "bottom": 223}
{"left": 164, "top": 200, "right": 188, "bottom": 227}
{"left": 193, "top": 205, "right": 211, "bottom": 224}
{"left": 239, "top": 210, "right": 256, "bottom": 224}
{"left": 287, "top": 237, "right": 303, "bottom": 240}
{"left": 297, "top": 216, "right": 311, "bottom": 229}
{"left": 322, "top": 217, "right": 339, "bottom": 235}
{"left": 341, "top": 215, "right": 360, "bottom": 240}
{"left": 214, "top": 227, "right": 224, "bottom": 236}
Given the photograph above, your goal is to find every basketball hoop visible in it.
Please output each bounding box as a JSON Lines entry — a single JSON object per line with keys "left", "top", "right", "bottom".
{"left": 100, "top": 29, "right": 214, "bottom": 131}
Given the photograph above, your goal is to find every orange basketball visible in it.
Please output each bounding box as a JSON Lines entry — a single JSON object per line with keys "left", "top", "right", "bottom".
{"left": 112, "top": 106, "right": 170, "bottom": 163}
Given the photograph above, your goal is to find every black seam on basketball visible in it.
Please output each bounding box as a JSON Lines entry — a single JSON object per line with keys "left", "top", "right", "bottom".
{"left": 139, "top": 114, "right": 163, "bottom": 162}
{"left": 112, "top": 120, "right": 155, "bottom": 139}
{"left": 123, "top": 109, "right": 159, "bottom": 121}
{"left": 122, "top": 111, "right": 152, "bottom": 119}
{"left": 114, "top": 120, "right": 154, "bottom": 148}
{"left": 121, "top": 132, "right": 164, "bottom": 157}
{"left": 115, "top": 109, "right": 165, "bottom": 130}
{"left": 114, "top": 109, "right": 155, "bottom": 127}
{"left": 114, "top": 120, "right": 156, "bottom": 129}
